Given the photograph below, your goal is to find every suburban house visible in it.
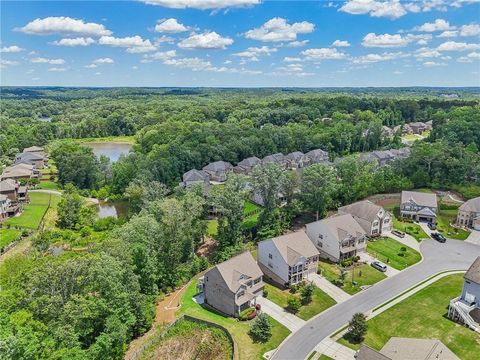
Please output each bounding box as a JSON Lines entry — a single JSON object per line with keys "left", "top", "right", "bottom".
{"left": 23, "top": 146, "right": 46, "bottom": 157}
{"left": 304, "top": 149, "right": 329, "bottom": 165}
{"left": 356, "top": 338, "right": 460, "bottom": 360}
{"left": 338, "top": 200, "right": 392, "bottom": 236}
{"left": 0, "top": 179, "right": 19, "bottom": 202}
{"left": 180, "top": 169, "right": 210, "bottom": 195}
{"left": 306, "top": 214, "right": 367, "bottom": 262}
{"left": 257, "top": 231, "right": 319, "bottom": 287}
{"left": 285, "top": 151, "right": 306, "bottom": 169}
{"left": 448, "top": 256, "right": 480, "bottom": 332}
{"left": 402, "top": 123, "right": 413, "bottom": 135}
{"left": 201, "top": 251, "right": 264, "bottom": 317}
{"left": 389, "top": 147, "right": 411, "bottom": 159}
{"left": 15, "top": 152, "right": 46, "bottom": 169}
{"left": 359, "top": 150, "right": 394, "bottom": 167}
{"left": 0, "top": 194, "right": 10, "bottom": 221}
{"left": 202, "top": 161, "right": 233, "bottom": 182}
{"left": 400, "top": 191, "right": 438, "bottom": 223}
{"left": 456, "top": 197, "right": 480, "bottom": 230}
{"left": 409, "top": 121, "right": 430, "bottom": 134}
{"left": 233, "top": 156, "right": 261, "bottom": 174}
{"left": 1, "top": 163, "right": 39, "bottom": 181}
{"left": 262, "top": 153, "right": 286, "bottom": 166}
{"left": 382, "top": 125, "right": 394, "bottom": 137}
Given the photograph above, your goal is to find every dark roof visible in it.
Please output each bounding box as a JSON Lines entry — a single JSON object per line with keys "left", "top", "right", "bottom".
{"left": 183, "top": 169, "right": 209, "bottom": 182}
{"left": 238, "top": 156, "right": 261, "bottom": 168}
{"left": 286, "top": 151, "right": 304, "bottom": 161}
{"left": 16, "top": 152, "right": 44, "bottom": 161}
{"left": 0, "top": 179, "right": 17, "bottom": 192}
{"left": 262, "top": 153, "right": 285, "bottom": 164}
{"left": 202, "top": 160, "right": 233, "bottom": 172}
{"left": 464, "top": 256, "right": 480, "bottom": 284}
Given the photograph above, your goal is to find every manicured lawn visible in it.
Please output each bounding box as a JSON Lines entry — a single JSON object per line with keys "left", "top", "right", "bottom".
{"left": 4, "top": 192, "right": 61, "bottom": 229}
{"left": 206, "top": 219, "right": 218, "bottom": 237}
{"left": 0, "top": 229, "right": 22, "bottom": 248}
{"left": 178, "top": 278, "right": 291, "bottom": 360}
{"left": 264, "top": 283, "right": 336, "bottom": 320}
{"left": 384, "top": 204, "right": 429, "bottom": 241}
{"left": 338, "top": 274, "right": 480, "bottom": 360}
{"left": 436, "top": 208, "right": 470, "bottom": 240}
{"left": 319, "top": 355, "right": 334, "bottom": 360}
{"left": 318, "top": 262, "right": 387, "bottom": 295}
{"left": 367, "top": 238, "right": 421, "bottom": 270}
{"left": 242, "top": 212, "right": 261, "bottom": 230}
{"left": 244, "top": 201, "right": 261, "bottom": 215}
{"left": 37, "top": 181, "right": 60, "bottom": 191}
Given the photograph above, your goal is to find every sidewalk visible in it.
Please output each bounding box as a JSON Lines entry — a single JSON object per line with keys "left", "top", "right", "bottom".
{"left": 358, "top": 253, "right": 400, "bottom": 278}
{"left": 257, "top": 296, "right": 305, "bottom": 332}
{"left": 465, "top": 230, "right": 480, "bottom": 246}
{"left": 308, "top": 273, "right": 352, "bottom": 303}
{"left": 311, "top": 337, "right": 356, "bottom": 360}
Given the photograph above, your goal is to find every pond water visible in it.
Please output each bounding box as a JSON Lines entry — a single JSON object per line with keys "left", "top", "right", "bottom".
{"left": 83, "top": 141, "right": 133, "bottom": 162}
{"left": 96, "top": 200, "right": 128, "bottom": 219}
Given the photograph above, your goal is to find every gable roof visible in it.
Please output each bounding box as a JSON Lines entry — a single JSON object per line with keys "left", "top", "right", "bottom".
{"left": 238, "top": 156, "right": 261, "bottom": 168}
{"left": 459, "top": 197, "right": 480, "bottom": 213}
{"left": 202, "top": 160, "right": 233, "bottom": 173}
{"left": 2, "top": 164, "right": 33, "bottom": 178}
{"left": 308, "top": 214, "right": 366, "bottom": 243}
{"left": 286, "top": 151, "right": 304, "bottom": 162}
{"left": 264, "top": 231, "right": 319, "bottom": 267}
{"left": 305, "top": 149, "right": 329, "bottom": 161}
{"left": 464, "top": 256, "right": 480, "bottom": 284}
{"left": 183, "top": 169, "right": 209, "bottom": 182}
{"left": 262, "top": 153, "right": 285, "bottom": 164}
{"left": 356, "top": 345, "right": 391, "bottom": 360}
{"left": 339, "top": 200, "right": 385, "bottom": 224}
{"left": 381, "top": 337, "right": 459, "bottom": 360}
{"left": 210, "top": 251, "right": 262, "bottom": 293}
{"left": 16, "top": 152, "right": 44, "bottom": 161}
{"left": 0, "top": 179, "right": 17, "bottom": 192}
{"left": 401, "top": 191, "right": 437, "bottom": 208}
{"left": 23, "top": 146, "right": 44, "bottom": 152}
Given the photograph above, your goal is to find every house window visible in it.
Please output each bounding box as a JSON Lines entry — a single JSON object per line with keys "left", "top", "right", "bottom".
{"left": 237, "top": 290, "right": 245, "bottom": 298}
{"left": 254, "top": 277, "right": 261, "bottom": 285}
{"left": 268, "top": 253, "right": 273, "bottom": 259}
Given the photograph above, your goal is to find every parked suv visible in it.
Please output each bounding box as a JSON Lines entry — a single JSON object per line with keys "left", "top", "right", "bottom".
{"left": 428, "top": 222, "right": 437, "bottom": 230}
{"left": 371, "top": 260, "right": 388, "bottom": 272}
{"left": 392, "top": 230, "right": 405, "bottom": 238}
{"left": 431, "top": 232, "right": 446, "bottom": 243}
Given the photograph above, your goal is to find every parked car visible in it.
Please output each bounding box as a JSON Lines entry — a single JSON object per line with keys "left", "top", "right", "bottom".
{"left": 431, "top": 232, "right": 446, "bottom": 243}
{"left": 428, "top": 222, "right": 436, "bottom": 230}
{"left": 371, "top": 260, "right": 388, "bottom": 272}
{"left": 392, "top": 230, "right": 405, "bottom": 238}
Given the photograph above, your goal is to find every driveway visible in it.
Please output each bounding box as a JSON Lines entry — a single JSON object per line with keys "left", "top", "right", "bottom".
{"left": 309, "top": 273, "right": 351, "bottom": 303}
{"left": 466, "top": 230, "right": 480, "bottom": 246}
{"left": 271, "top": 239, "right": 480, "bottom": 360}
{"left": 385, "top": 231, "right": 421, "bottom": 252}
{"left": 418, "top": 222, "right": 434, "bottom": 239}
{"left": 358, "top": 253, "right": 399, "bottom": 277}
{"left": 257, "top": 296, "right": 305, "bottom": 332}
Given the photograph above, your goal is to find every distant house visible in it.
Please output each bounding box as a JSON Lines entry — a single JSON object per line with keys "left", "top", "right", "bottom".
{"left": 359, "top": 148, "right": 411, "bottom": 167}
{"left": 356, "top": 338, "right": 460, "bottom": 360}
{"left": 0, "top": 179, "right": 19, "bottom": 202}
{"left": 338, "top": 200, "right": 392, "bottom": 237}
{"left": 233, "top": 156, "right": 261, "bottom": 174}
{"left": 201, "top": 252, "right": 264, "bottom": 317}
{"left": 15, "top": 152, "right": 46, "bottom": 169}
{"left": 285, "top": 151, "right": 306, "bottom": 169}
{"left": 448, "top": 256, "right": 480, "bottom": 332}
{"left": 400, "top": 191, "right": 438, "bottom": 223}
{"left": 180, "top": 169, "right": 210, "bottom": 195}
{"left": 409, "top": 122, "right": 429, "bottom": 134}
{"left": 0, "top": 194, "right": 10, "bottom": 221}
{"left": 382, "top": 125, "right": 394, "bottom": 137}
{"left": 202, "top": 161, "right": 233, "bottom": 182}
{"left": 304, "top": 149, "right": 329, "bottom": 165}
{"left": 425, "top": 120, "right": 433, "bottom": 130}
{"left": 402, "top": 123, "right": 413, "bottom": 135}
{"left": 23, "top": 146, "right": 46, "bottom": 157}
{"left": 389, "top": 147, "right": 411, "bottom": 159}
{"left": 1, "top": 164, "right": 38, "bottom": 181}
{"left": 258, "top": 231, "right": 319, "bottom": 287}
{"left": 262, "top": 153, "right": 286, "bottom": 167}
{"left": 456, "top": 197, "right": 480, "bottom": 230}
{"left": 306, "top": 214, "right": 367, "bottom": 262}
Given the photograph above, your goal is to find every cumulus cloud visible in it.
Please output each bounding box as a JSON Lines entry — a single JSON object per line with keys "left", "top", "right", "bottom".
{"left": 283, "top": 57, "right": 302, "bottom": 62}
{"left": 141, "top": 50, "right": 177, "bottom": 62}
{"left": 352, "top": 52, "right": 404, "bottom": 64}
{"left": 178, "top": 32, "right": 233, "bottom": 49}
{"left": 272, "top": 63, "right": 313, "bottom": 77}
{"left": 93, "top": 57, "right": 114, "bottom": 64}
{"left": 301, "top": 48, "right": 346, "bottom": 61}
{"left": 245, "top": 17, "right": 314, "bottom": 42}
{"left": 362, "top": 33, "right": 410, "bottom": 47}
{"left": 423, "top": 61, "right": 446, "bottom": 67}
{"left": 48, "top": 67, "right": 67, "bottom": 72}
{"left": 99, "top": 35, "right": 156, "bottom": 53}
{"left": 51, "top": 37, "right": 95, "bottom": 46}
{"left": 457, "top": 51, "right": 480, "bottom": 62}
{"left": 460, "top": 24, "right": 480, "bottom": 36}
{"left": 18, "top": 16, "right": 111, "bottom": 36}
{"left": 30, "top": 57, "right": 65, "bottom": 65}
{"left": 438, "top": 31, "right": 458, "bottom": 38}
{"left": 155, "top": 18, "right": 188, "bottom": 33}
{"left": 437, "top": 41, "right": 480, "bottom": 51}
{"left": 332, "top": 40, "right": 351, "bottom": 47}
{"left": 285, "top": 40, "right": 310, "bottom": 47}
{"left": 0, "top": 45, "right": 24, "bottom": 53}
{"left": 0, "top": 59, "right": 19, "bottom": 68}
{"left": 415, "top": 47, "right": 441, "bottom": 58}
{"left": 233, "top": 46, "right": 277, "bottom": 61}
{"left": 141, "top": 0, "right": 260, "bottom": 9}
{"left": 340, "top": 0, "right": 407, "bottom": 19}
{"left": 416, "top": 19, "right": 453, "bottom": 32}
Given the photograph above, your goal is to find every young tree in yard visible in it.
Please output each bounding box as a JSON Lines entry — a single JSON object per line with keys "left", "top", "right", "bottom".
{"left": 301, "top": 164, "right": 338, "bottom": 220}
{"left": 301, "top": 283, "right": 315, "bottom": 304}
{"left": 249, "top": 313, "right": 272, "bottom": 343}
{"left": 287, "top": 296, "right": 301, "bottom": 313}
{"left": 347, "top": 312, "right": 368, "bottom": 343}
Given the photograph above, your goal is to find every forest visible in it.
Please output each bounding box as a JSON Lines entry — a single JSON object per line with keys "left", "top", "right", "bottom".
{"left": 0, "top": 88, "right": 479, "bottom": 359}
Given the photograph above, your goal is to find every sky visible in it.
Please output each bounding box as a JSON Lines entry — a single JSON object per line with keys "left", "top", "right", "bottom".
{"left": 1, "top": 0, "right": 480, "bottom": 87}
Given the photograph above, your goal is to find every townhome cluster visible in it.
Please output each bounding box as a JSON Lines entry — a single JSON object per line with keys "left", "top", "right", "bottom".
{"left": 397, "top": 120, "right": 433, "bottom": 135}
{"left": 0, "top": 146, "right": 47, "bottom": 221}
{"left": 358, "top": 147, "right": 411, "bottom": 168}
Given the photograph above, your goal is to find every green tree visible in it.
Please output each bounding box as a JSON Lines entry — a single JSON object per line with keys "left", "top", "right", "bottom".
{"left": 347, "top": 312, "right": 368, "bottom": 343}
{"left": 249, "top": 313, "right": 272, "bottom": 343}
{"left": 301, "top": 164, "right": 338, "bottom": 220}
{"left": 287, "top": 296, "right": 301, "bottom": 313}
{"left": 56, "top": 185, "right": 95, "bottom": 229}
{"left": 301, "top": 283, "right": 315, "bottom": 304}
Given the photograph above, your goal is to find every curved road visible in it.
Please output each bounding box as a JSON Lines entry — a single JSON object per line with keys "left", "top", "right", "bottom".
{"left": 272, "top": 239, "right": 480, "bottom": 360}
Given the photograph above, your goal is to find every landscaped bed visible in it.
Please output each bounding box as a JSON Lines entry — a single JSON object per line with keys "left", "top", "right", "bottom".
{"left": 4, "top": 192, "right": 61, "bottom": 229}
{"left": 178, "top": 277, "right": 291, "bottom": 360}
{"left": 263, "top": 283, "right": 336, "bottom": 320}
{"left": 367, "top": 237, "right": 421, "bottom": 270}
{"left": 338, "top": 274, "right": 479, "bottom": 360}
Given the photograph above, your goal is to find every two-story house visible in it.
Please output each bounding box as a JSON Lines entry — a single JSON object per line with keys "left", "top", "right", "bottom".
{"left": 400, "top": 191, "right": 438, "bottom": 223}
{"left": 14, "top": 152, "right": 46, "bottom": 169}
{"left": 262, "top": 153, "right": 286, "bottom": 167}
{"left": 285, "top": 151, "right": 306, "bottom": 169}
{"left": 0, "top": 194, "right": 11, "bottom": 221}
{"left": 304, "top": 149, "right": 329, "bottom": 165}
{"left": 202, "top": 161, "right": 233, "bottom": 183}
{"left": 456, "top": 197, "right": 480, "bottom": 230}
{"left": 338, "top": 200, "right": 392, "bottom": 237}
{"left": 258, "top": 231, "right": 320, "bottom": 287}
{"left": 306, "top": 214, "right": 367, "bottom": 262}
{"left": 202, "top": 251, "right": 264, "bottom": 317}
{"left": 233, "top": 156, "right": 261, "bottom": 174}
{"left": 180, "top": 169, "right": 210, "bottom": 195}
{"left": 0, "top": 179, "right": 19, "bottom": 202}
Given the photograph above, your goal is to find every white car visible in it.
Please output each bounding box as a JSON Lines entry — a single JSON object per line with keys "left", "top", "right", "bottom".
{"left": 371, "top": 260, "right": 388, "bottom": 272}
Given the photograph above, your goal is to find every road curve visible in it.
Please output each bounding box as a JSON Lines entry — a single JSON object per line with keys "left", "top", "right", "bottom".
{"left": 272, "top": 239, "right": 480, "bottom": 360}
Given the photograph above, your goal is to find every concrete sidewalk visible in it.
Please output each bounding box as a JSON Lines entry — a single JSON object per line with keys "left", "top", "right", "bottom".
{"left": 309, "top": 273, "right": 352, "bottom": 303}
{"left": 310, "top": 337, "right": 356, "bottom": 360}
{"left": 465, "top": 230, "right": 480, "bottom": 246}
{"left": 257, "top": 296, "right": 305, "bottom": 332}
{"left": 359, "top": 253, "right": 400, "bottom": 278}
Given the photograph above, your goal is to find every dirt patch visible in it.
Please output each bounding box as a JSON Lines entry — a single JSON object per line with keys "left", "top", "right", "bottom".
{"left": 196, "top": 236, "right": 218, "bottom": 261}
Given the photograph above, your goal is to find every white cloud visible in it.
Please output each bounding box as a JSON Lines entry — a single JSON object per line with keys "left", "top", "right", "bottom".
{"left": 233, "top": 46, "right": 277, "bottom": 61}
{"left": 332, "top": 40, "right": 351, "bottom": 47}
{"left": 416, "top": 19, "right": 453, "bottom": 32}
{"left": 0, "top": 59, "right": 19, "bottom": 68}
{"left": 19, "top": 16, "right": 111, "bottom": 36}
{"left": 362, "top": 33, "right": 410, "bottom": 47}
{"left": 457, "top": 51, "right": 480, "bottom": 62}
{"left": 437, "top": 31, "right": 458, "bottom": 38}
{"left": 178, "top": 32, "right": 233, "bottom": 49}
{"left": 85, "top": 64, "right": 97, "bottom": 68}
{"left": 155, "top": 18, "right": 188, "bottom": 33}
{"left": 93, "top": 57, "right": 114, "bottom": 64}
{"left": 48, "top": 67, "right": 67, "bottom": 72}
{"left": 30, "top": 57, "right": 65, "bottom": 65}
{"left": 141, "top": 0, "right": 260, "bottom": 9}
{"left": 352, "top": 52, "right": 404, "bottom": 64}
{"left": 161, "top": 56, "right": 260, "bottom": 74}
{"left": 99, "top": 35, "right": 156, "bottom": 53}
{"left": 285, "top": 40, "right": 309, "bottom": 47}
{"left": 154, "top": 35, "right": 176, "bottom": 45}
{"left": 141, "top": 50, "right": 177, "bottom": 62}
{"left": 245, "top": 17, "right": 314, "bottom": 42}
{"left": 301, "top": 48, "right": 347, "bottom": 61}
{"left": 437, "top": 41, "right": 480, "bottom": 51}
{"left": 460, "top": 24, "right": 480, "bottom": 37}
{"left": 0, "top": 45, "right": 24, "bottom": 53}
{"left": 423, "top": 61, "right": 446, "bottom": 67}
{"left": 415, "top": 47, "right": 441, "bottom": 58}
{"left": 283, "top": 57, "right": 302, "bottom": 62}
{"left": 51, "top": 37, "right": 95, "bottom": 46}
{"left": 340, "top": 0, "right": 407, "bottom": 19}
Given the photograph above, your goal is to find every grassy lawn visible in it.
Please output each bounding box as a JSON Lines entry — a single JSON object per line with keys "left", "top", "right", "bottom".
{"left": 206, "top": 219, "right": 218, "bottom": 237}
{"left": 264, "top": 283, "right": 336, "bottom": 321}
{"left": 338, "top": 274, "right": 479, "bottom": 360}
{"left": 384, "top": 204, "right": 429, "bottom": 241}
{"left": 436, "top": 208, "right": 470, "bottom": 240}
{"left": 242, "top": 212, "right": 261, "bottom": 230}
{"left": 36, "top": 181, "right": 60, "bottom": 191}
{"left": 244, "top": 201, "right": 261, "bottom": 215}
{"left": 0, "top": 228, "right": 22, "bottom": 248}
{"left": 4, "top": 192, "right": 61, "bottom": 229}
{"left": 318, "top": 262, "right": 387, "bottom": 295}
{"left": 367, "top": 238, "right": 421, "bottom": 270}
{"left": 178, "top": 278, "right": 291, "bottom": 360}
{"left": 319, "top": 355, "right": 334, "bottom": 360}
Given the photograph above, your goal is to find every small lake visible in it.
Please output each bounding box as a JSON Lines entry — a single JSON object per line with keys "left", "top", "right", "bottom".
{"left": 83, "top": 141, "right": 133, "bottom": 162}
{"left": 96, "top": 200, "right": 128, "bottom": 219}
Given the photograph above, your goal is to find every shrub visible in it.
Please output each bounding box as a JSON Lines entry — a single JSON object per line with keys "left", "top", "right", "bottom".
{"left": 239, "top": 307, "right": 256, "bottom": 321}
{"left": 263, "top": 289, "right": 268, "bottom": 298}
{"left": 249, "top": 313, "right": 272, "bottom": 342}
{"left": 287, "top": 296, "right": 301, "bottom": 313}
{"left": 301, "top": 283, "right": 315, "bottom": 304}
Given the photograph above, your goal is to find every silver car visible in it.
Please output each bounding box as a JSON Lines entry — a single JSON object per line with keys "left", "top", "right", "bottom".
{"left": 371, "top": 260, "right": 388, "bottom": 272}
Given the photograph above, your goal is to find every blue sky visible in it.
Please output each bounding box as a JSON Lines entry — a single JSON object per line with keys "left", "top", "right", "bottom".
{"left": 1, "top": 0, "right": 480, "bottom": 87}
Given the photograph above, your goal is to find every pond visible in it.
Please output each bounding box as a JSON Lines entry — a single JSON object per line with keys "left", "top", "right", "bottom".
{"left": 83, "top": 141, "right": 133, "bottom": 162}
{"left": 96, "top": 200, "right": 128, "bottom": 219}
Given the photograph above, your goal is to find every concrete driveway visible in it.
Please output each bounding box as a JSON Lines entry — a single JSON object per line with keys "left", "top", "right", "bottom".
{"left": 271, "top": 239, "right": 480, "bottom": 360}
{"left": 358, "top": 252, "right": 399, "bottom": 277}
{"left": 257, "top": 296, "right": 305, "bottom": 332}
{"left": 466, "top": 230, "right": 480, "bottom": 246}
{"left": 386, "top": 231, "right": 421, "bottom": 251}
{"left": 309, "top": 273, "right": 351, "bottom": 303}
